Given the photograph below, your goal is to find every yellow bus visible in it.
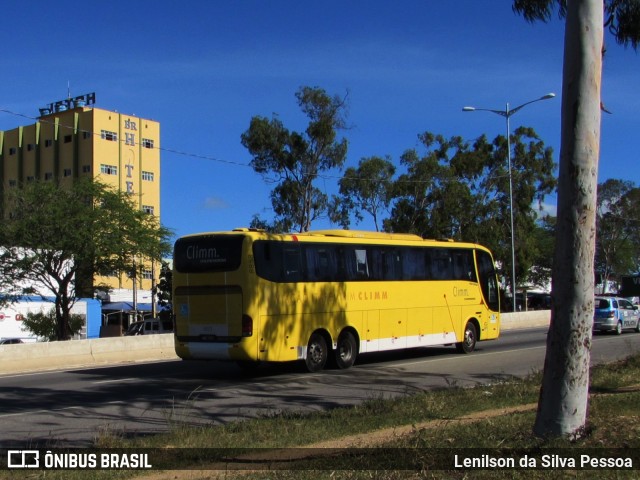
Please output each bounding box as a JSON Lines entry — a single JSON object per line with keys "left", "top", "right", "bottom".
{"left": 172, "top": 228, "right": 500, "bottom": 372}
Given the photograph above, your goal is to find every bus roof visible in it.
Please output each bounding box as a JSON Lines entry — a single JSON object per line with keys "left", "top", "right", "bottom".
{"left": 215, "top": 228, "right": 486, "bottom": 250}
{"left": 297, "top": 229, "right": 424, "bottom": 242}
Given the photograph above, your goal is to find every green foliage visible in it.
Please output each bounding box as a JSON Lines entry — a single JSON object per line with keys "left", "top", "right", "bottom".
{"left": 596, "top": 179, "right": 640, "bottom": 289}
{"left": 330, "top": 156, "right": 396, "bottom": 231}
{"left": 155, "top": 260, "right": 173, "bottom": 307}
{"left": 22, "top": 308, "right": 85, "bottom": 341}
{"left": 241, "top": 86, "right": 349, "bottom": 232}
{"left": 0, "top": 178, "right": 173, "bottom": 340}
{"left": 513, "top": 0, "right": 640, "bottom": 49}
{"left": 383, "top": 128, "right": 556, "bottom": 286}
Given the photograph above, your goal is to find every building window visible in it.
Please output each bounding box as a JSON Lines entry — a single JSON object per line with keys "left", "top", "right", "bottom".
{"left": 27, "top": 143, "right": 35, "bottom": 151}
{"left": 101, "top": 130, "right": 118, "bottom": 142}
{"left": 44, "top": 172, "right": 54, "bottom": 180}
{"left": 100, "top": 164, "right": 118, "bottom": 175}
{"left": 8, "top": 180, "right": 17, "bottom": 187}
{"left": 8, "top": 147, "right": 17, "bottom": 155}
{"left": 142, "top": 205, "right": 154, "bottom": 215}
{"left": 142, "top": 138, "right": 154, "bottom": 149}
{"left": 141, "top": 171, "right": 154, "bottom": 181}
{"left": 83, "top": 131, "right": 91, "bottom": 140}
{"left": 142, "top": 268, "right": 153, "bottom": 280}
{"left": 63, "top": 168, "right": 72, "bottom": 177}
{"left": 26, "top": 176, "right": 35, "bottom": 182}
{"left": 82, "top": 165, "right": 91, "bottom": 173}
{"left": 45, "top": 139, "right": 53, "bottom": 147}
{"left": 64, "top": 135, "right": 72, "bottom": 143}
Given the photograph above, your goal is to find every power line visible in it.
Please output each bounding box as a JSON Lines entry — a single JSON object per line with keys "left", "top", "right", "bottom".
{"left": 0, "top": 106, "right": 515, "bottom": 186}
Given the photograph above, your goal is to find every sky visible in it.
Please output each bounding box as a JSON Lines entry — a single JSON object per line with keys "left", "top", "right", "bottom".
{"left": 1, "top": 1, "right": 639, "bottom": 242}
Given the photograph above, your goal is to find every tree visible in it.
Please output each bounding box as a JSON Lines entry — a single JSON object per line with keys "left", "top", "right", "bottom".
{"left": 0, "top": 179, "right": 173, "bottom": 340}
{"left": 384, "top": 130, "right": 556, "bottom": 289}
{"left": 513, "top": 0, "right": 640, "bottom": 438}
{"left": 241, "top": 86, "right": 349, "bottom": 232}
{"left": 330, "top": 156, "right": 396, "bottom": 231}
{"left": 22, "top": 308, "right": 85, "bottom": 341}
{"left": 155, "top": 260, "right": 173, "bottom": 308}
{"left": 528, "top": 215, "right": 557, "bottom": 290}
{"left": 595, "top": 179, "right": 640, "bottom": 290}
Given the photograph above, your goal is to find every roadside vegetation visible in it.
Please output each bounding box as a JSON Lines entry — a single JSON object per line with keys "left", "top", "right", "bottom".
{"left": 5, "top": 351, "right": 640, "bottom": 480}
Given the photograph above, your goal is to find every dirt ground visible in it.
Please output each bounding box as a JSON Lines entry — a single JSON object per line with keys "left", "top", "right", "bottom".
{"left": 133, "top": 403, "right": 539, "bottom": 480}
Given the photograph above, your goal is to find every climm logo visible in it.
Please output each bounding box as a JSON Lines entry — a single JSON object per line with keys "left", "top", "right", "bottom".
{"left": 349, "top": 291, "right": 389, "bottom": 301}
{"left": 186, "top": 245, "right": 222, "bottom": 262}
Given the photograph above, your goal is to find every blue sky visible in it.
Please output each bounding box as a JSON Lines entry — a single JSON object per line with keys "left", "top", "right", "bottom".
{"left": 1, "top": 1, "right": 639, "bottom": 241}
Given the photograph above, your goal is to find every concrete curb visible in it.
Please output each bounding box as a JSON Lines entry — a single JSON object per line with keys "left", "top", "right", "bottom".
{"left": 0, "top": 311, "right": 550, "bottom": 375}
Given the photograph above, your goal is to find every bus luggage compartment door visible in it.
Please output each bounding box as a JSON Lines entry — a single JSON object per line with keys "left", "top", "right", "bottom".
{"left": 175, "top": 285, "right": 244, "bottom": 338}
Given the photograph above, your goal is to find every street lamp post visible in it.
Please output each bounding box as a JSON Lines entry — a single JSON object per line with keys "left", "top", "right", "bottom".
{"left": 463, "top": 93, "right": 555, "bottom": 312}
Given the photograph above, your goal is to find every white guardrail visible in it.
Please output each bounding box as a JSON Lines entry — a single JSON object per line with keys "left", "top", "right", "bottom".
{"left": 0, "top": 311, "right": 550, "bottom": 375}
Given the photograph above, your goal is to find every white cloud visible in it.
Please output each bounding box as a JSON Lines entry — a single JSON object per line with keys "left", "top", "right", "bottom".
{"left": 203, "top": 197, "right": 229, "bottom": 210}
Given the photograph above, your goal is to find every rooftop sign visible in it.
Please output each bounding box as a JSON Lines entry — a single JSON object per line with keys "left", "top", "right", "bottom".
{"left": 39, "top": 92, "right": 96, "bottom": 116}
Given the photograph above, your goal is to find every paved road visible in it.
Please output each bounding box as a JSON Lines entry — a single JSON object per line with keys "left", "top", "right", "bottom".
{"left": 1, "top": 327, "right": 638, "bottom": 448}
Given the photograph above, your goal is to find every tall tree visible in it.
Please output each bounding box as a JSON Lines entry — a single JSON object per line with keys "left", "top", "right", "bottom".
{"left": 528, "top": 215, "right": 557, "bottom": 290}
{"left": 513, "top": 0, "right": 640, "bottom": 438}
{"left": 0, "top": 179, "right": 172, "bottom": 340}
{"left": 330, "top": 156, "right": 396, "bottom": 231}
{"left": 595, "top": 179, "right": 639, "bottom": 290}
{"left": 241, "top": 86, "right": 349, "bottom": 232}
{"left": 384, "top": 130, "right": 555, "bottom": 288}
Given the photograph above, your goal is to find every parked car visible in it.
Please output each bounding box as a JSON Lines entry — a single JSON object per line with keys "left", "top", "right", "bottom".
{"left": 142, "top": 318, "right": 173, "bottom": 335}
{"left": 124, "top": 318, "right": 173, "bottom": 336}
{"left": 593, "top": 296, "right": 640, "bottom": 335}
{"left": 124, "top": 321, "right": 144, "bottom": 336}
{"left": 0, "top": 338, "right": 24, "bottom": 345}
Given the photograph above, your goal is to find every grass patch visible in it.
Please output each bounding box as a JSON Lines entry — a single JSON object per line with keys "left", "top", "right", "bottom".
{"left": 3, "top": 354, "right": 640, "bottom": 479}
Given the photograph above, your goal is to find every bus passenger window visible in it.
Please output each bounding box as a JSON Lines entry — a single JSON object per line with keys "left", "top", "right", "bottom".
{"left": 402, "top": 249, "right": 426, "bottom": 280}
{"left": 431, "top": 249, "right": 453, "bottom": 280}
{"left": 283, "top": 247, "right": 303, "bottom": 282}
{"left": 304, "top": 246, "right": 337, "bottom": 281}
{"left": 355, "top": 249, "right": 369, "bottom": 279}
{"left": 453, "top": 250, "right": 477, "bottom": 281}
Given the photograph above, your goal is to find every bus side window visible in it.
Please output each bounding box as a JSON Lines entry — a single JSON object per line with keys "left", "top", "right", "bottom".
{"left": 431, "top": 248, "right": 452, "bottom": 280}
{"left": 283, "top": 246, "right": 303, "bottom": 282}
{"left": 355, "top": 249, "right": 369, "bottom": 279}
{"left": 371, "top": 248, "right": 401, "bottom": 281}
{"left": 304, "top": 245, "right": 337, "bottom": 281}
{"left": 402, "top": 248, "right": 426, "bottom": 280}
{"left": 344, "top": 247, "right": 369, "bottom": 280}
{"left": 453, "top": 250, "right": 477, "bottom": 281}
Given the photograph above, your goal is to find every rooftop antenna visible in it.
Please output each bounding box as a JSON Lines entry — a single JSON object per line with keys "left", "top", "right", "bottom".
{"left": 67, "top": 81, "right": 71, "bottom": 99}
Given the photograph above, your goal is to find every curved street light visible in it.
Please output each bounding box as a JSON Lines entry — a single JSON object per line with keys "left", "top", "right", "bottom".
{"left": 463, "top": 93, "right": 555, "bottom": 312}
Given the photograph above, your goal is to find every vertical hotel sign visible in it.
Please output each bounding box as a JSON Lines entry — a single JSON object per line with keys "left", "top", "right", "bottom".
{"left": 123, "top": 118, "right": 138, "bottom": 195}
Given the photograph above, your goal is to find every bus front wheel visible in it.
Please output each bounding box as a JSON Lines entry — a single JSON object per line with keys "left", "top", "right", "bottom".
{"left": 305, "top": 332, "right": 328, "bottom": 372}
{"left": 335, "top": 331, "right": 357, "bottom": 369}
{"left": 456, "top": 321, "right": 477, "bottom": 354}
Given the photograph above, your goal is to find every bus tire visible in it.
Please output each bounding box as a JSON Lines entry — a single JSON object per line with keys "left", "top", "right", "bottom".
{"left": 305, "top": 332, "right": 328, "bottom": 372}
{"left": 335, "top": 331, "right": 357, "bottom": 369}
{"left": 456, "top": 321, "right": 477, "bottom": 354}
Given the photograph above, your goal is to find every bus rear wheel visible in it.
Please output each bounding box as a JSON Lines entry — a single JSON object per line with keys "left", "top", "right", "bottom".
{"left": 305, "top": 332, "right": 328, "bottom": 372}
{"left": 335, "top": 331, "right": 357, "bottom": 369}
{"left": 456, "top": 321, "right": 477, "bottom": 354}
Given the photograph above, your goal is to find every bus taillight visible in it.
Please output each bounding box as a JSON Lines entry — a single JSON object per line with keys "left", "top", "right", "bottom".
{"left": 242, "top": 315, "right": 253, "bottom": 337}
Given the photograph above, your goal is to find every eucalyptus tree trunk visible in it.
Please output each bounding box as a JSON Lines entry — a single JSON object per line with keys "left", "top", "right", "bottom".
{"left": 534, "top": 0, "right": 603, "bottom": 437}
